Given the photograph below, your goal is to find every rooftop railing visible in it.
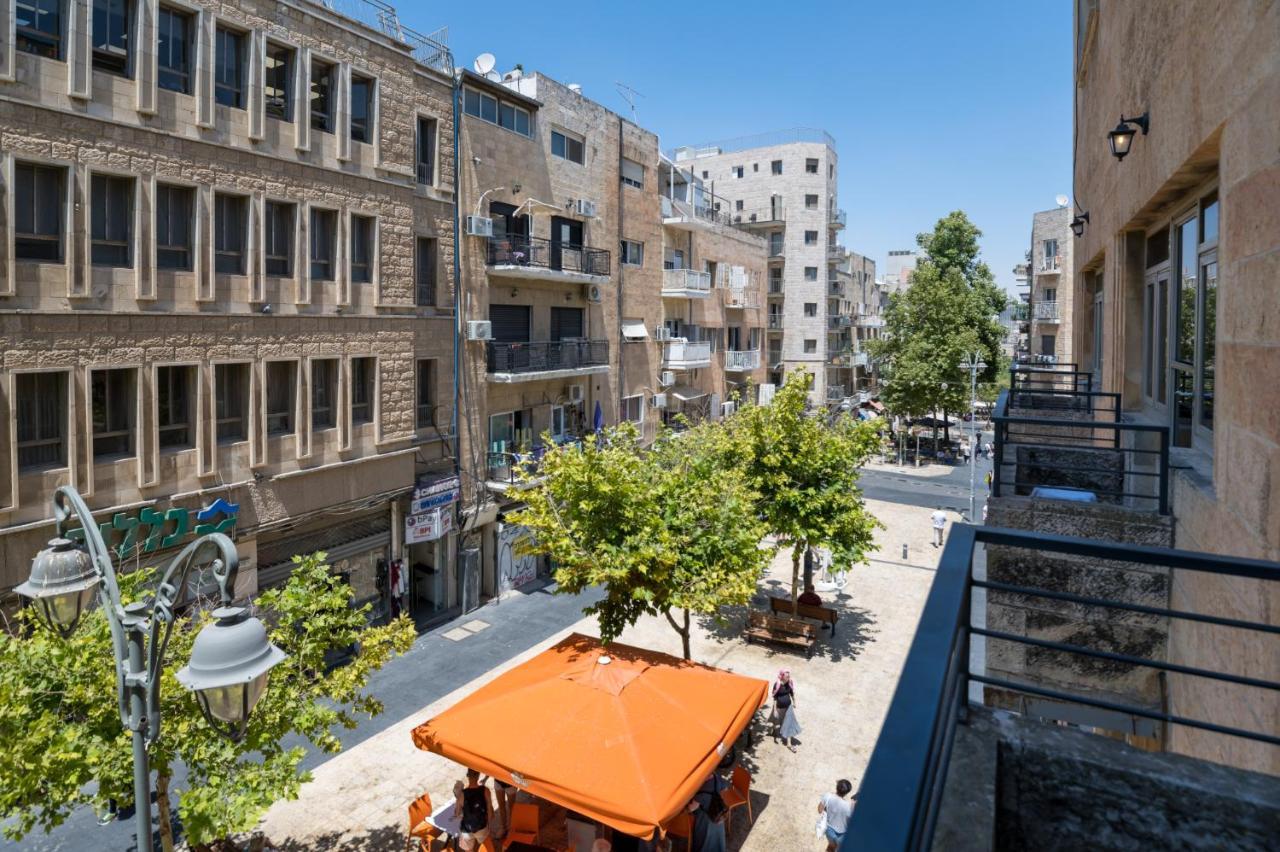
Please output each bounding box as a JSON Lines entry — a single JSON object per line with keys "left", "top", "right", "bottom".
{"left": 310, "top": 0, "right": 451, "bottom": 73}
{"left": 486, "top": 340, "right": 609, "bottom": 374}
{"left": 486, "top": 235, "right": 611, "bottom": 277}
{"left": 843, "top": 524, "right": 1280, "bottom": 852}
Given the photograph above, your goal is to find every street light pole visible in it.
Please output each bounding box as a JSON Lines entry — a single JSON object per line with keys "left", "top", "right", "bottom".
{"left": 959, "top": 353, "right": 987, "bottom": 522}
{"left": 15, "top": 487, "right": 286, "bottom": 851}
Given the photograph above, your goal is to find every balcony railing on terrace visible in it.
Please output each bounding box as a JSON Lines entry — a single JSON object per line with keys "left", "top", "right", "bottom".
{"left": 486, "top": 340, "right": 609, "bottom": 375}
{"left": 1033, "top": 301, "right": 1061, "bottom": 321}
{"left": 661, "top": 196, "right": 732, "bottom": 227}
{"left": 312, "top": 0, "right": 451, "bottom": 73}
{"left": 828, "top": 280, "right": 847, "bottom": 297}
{"left": 768, "top": 315, "right": 783, "bottom": 330}
{"left": 661, "top": 339, "right": 712, "bottom": 368}
{"left": 724, "top": 349, "right": 760, "bottom": 371}
{"left": 662, "top": 268, "right": 712, "bottom": 296}
{"left": 843, "top": 524, "right": 1280, "bottom": 851}
{"left": 486, "top": 235, "right": 611, "bottom": 277}
{"left": 739, "top": 203, "right": 787, "bottom": 228}
{"left": 829, "top": 315, "right": 852, "bottom": 329}
{"left": 1038, "top": 254, "right": 1062, "bottom": 272}
{"left": 723, "top": 287, "right": 757, "bottom": 309}
{"left": 830, "top": 209, "right": 847, "bottom": 229}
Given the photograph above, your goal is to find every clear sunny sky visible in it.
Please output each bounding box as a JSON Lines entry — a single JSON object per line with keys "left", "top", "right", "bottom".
{"left": 402, "top": 0, "right": 1073, "bottom": 294}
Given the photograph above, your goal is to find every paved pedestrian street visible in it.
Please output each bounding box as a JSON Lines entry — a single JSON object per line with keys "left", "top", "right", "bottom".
{"left": 257, "top": 496, "right": 950, "bottom": 850}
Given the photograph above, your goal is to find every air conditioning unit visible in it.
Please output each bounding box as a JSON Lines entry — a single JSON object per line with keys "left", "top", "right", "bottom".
{"left": 655, "top": 327, "right": 674, "bottom": 342}
{"left": 650, "top": 393, "right": 667, "bottom": 409}
{"left": 660, "top": 370, "right": 676, "bottom": 387}
{"left": 722, "top": 401, "right": 737, "bottom": 417}
{"left": 575, "top": 199, "right": 598, "bottom": 218}
{"left": 586, "top": 284, "right": 603, "bottom": 303}
{"left": 466, "top": 320, "right": 493, "bottom": 341}
{"left": 567, "top": 384, "right": 585, "bottom": 403}
{"left": 465, "top": 215, "right": 494, "bottom": 237}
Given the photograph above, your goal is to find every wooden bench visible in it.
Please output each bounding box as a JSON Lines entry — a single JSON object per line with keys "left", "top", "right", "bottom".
{"left": 769, "top": 596, "right": 840, "bottom": 635}
{"left": 744, "top": 611, "right": 816, "bottom": 658}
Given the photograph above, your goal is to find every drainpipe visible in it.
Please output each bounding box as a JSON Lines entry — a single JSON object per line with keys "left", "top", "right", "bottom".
{"left": 615, "top": 115, "right": 625, "bottom": 421}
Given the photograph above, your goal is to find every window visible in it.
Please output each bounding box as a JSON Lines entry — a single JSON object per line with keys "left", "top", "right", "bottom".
{"left": 496, "top": 101, "right": 530, "bottom": 135}
{"left": 1043, "top": 239, "right": 1058, "bottom": 263}
{"left": 309, "top": 208, "right": 336, "bottom": 280}
{"left": 415, "top": 359, "right": 433, "bottom": 428}
{"left": 416, "top": 237, "right": 436, "bottom": 307}
{"left": 701, "top": 170, "right": 708, "bottom": 179}
{"left": 311, "top": 358, "right": 337, "bottom": 429}
{"left": 14, "top": 162, "right": 64, "bottom": 262}
{"left": 1040, "top": 334, "right": 1056, "bottom": 357}
{"left": 735, "top": 200, "right": 744, "bottom": 211}
{"left": 214, "top": 26, "right": 244, "bottom": 108}
{"left": 804, "top": 267, "right": 818, "bottom": 281}
{"left": 215, "top": 363, "right": 248, "bottom": 441}
{"left": 620, "top": 239, "right": 644, "bottom": 266}
{"left": 214, "top": 193, "right": 246, "bottom": 274}
{"left": 770, "top": 160, "right": 783, "bottom": 175}
{"left": 17, "top": 0, "right": 62, "bottom": 59}
{"left": 350, "top": 74, "right": 373, "bottom": 143}
{"left": 155, "top": 184, "right": 193, "bottom": 270}
{"left": 92, "top": 0, "right": 130, "bottom": 75}
{"left": 621, "top": 157, "right": 644, "bottom": 189}
{"left": 462, "top": 88, "right": 532, "bottom": 137}
{"left": 733, "top": 166, "right": 744, "bottom": 179}
{"left": 16, "top": 372, "right": 66, "bottom": 470}
{"left": 551, "top": 130, "right": 584, "bottom": 164}
{"left": 156, "top": 365, "right": 193, "bottom": 449}
{"left": 804, "top": 339, "right": 817, "bottom": 354}
{"left": 753, "top": 163, "right": 759, "bottom": 172}
{"left": 266, "top": 361, "right": 296, "bottom": 435}
{"left": 805, "top": 194, "right": 818, "bottom": 209}
{"left": 620, "top": 394, "right": 643, "bottom": 424}
{"left": 156, "top": 7, "right": 190, "bottom": 93}
{"left": 803, "top": 302, "right": 817, "bottom": 317}
{"left": 350, "top": 215, "right": 373, "bottom": 283}
{"left": 806, "top": 158, "right": 819, "bottom": 174}
{"left": 351, "top": 357, "right": 374, "bottom": 425}
{"left": 91, "top": 368, "right": 134, "bottom": 458}
{"left": 310, "top": 60, "right": 333, "bottom": 132}
{"left": 417, "top": 117, "right": 436, "bottom": 185}
{"left": 805, "top": 230, "right": 818, "bottom": 246}
{"left": 90, "top": 174, "right": 133, "bottom": 267}
{"left": 264, "top": 44, "right": 292, "bottom": 120}
{"left": 264, "top": 201, "right": 294, "bottom": 276}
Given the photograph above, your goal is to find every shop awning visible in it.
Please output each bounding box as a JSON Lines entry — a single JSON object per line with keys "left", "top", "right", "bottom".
{"left": 411, "top": 634, "right": 768, "bottom": 839}
{"left": 622, "top": 319, "right": 649, "bottom": 341}
{"left": 668, "top": 385, "right": 707, "bottom": 402}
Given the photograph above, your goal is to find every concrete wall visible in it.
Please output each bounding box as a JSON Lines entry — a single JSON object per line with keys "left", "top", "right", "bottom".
{"left": 1072, "top": 0, "right": 1280, "bottom": 772}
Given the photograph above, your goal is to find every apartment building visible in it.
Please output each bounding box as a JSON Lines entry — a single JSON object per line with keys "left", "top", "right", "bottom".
{"left": 454, "top": 68, "right": 661, "bottom": 596}
{"left": 1027, "top": 205, "right": 1074, "bottom": 363}
{"left": 0, "top": 0, "right": 457, "bottom": 621}
{"left": 670, "top": 129, "right": 845, "bottom": 404}
{"left": 882, "top": 247, "right": 918, "bottom": 293}
{"left": 826, "top": 249, "right": 882, "bottom": 401}
{"left": 657, "top": 156, "right": 767, "bottom": 423}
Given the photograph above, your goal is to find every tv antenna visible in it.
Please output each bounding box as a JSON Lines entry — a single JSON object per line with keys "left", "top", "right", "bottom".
{"left": 615, "top": 82, "right": 644, "bottom": 123}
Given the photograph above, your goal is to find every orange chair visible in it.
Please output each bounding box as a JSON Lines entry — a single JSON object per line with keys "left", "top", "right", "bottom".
{"left": 407, "top": 792, "right": 443, "bottom": 852}
{"left": 504, "top": 802, "right": 541, "bottom": 847}
{"left": 664, "top": 811, "right": 692, "bottom": 845}
{"left": 720, "top": 766, "right": 754, "bottom": 831}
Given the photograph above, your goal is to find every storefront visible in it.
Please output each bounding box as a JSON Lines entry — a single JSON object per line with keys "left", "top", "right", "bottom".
{"left": 400, "top": 472, "right": 462, "bottom": 628}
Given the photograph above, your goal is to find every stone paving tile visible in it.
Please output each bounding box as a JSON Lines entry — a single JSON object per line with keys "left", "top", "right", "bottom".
{"left": 440, "top": 627, "right": 473, "bottom": 642}
{"left": 257, "top": 497, "right": 947, "bottom": 851}
{"left": 462, "top": 619, "right": 491, "bottom": 632}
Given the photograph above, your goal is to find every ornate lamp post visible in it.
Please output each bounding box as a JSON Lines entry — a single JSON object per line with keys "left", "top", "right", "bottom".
{"left": 15, "top": 486, "right": 286, "bottom": 851}
{"left": 959, "top": 353, "right": 987, "bottom": 521}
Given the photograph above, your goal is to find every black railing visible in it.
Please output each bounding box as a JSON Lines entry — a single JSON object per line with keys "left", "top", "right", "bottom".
{"left": 486, "top": 234, "right": 611, "bottom": 277}
{"left": 843, "top": 525, "right": 1280, "bottom": 852}
{"left": 1010, "top": 364, "right": 1089, "bottom": 394}
{"left": 993, "top": 387, "right": 1170, "bottom": 513}
{"left": 486, "top": 339, "right": 609, "bottom": 374}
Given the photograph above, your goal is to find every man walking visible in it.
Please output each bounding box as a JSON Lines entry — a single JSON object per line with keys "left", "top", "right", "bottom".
{"left": 931, "top": 506, "right": 947, "bottom": 548}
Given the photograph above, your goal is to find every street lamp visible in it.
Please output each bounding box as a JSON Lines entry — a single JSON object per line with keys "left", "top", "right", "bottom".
{"left": 959, "top": 353, "right": 987, "bottom": 522}
{"left": 15, "top": 486, "right": 286, "bottom": 851}
{"left": 1108, "top": 111, "right": 1149, "bottom": 161}
{"left": 1070, "top": 212, "right": 1090, "bottom": 237}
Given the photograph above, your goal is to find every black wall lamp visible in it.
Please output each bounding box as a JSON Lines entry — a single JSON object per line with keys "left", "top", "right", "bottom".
{"left": 1071, "top": 212, "right": 1090, "bottom": 237}
{"left": 1108, "top": 112, "right": 1149, "bottom": 161}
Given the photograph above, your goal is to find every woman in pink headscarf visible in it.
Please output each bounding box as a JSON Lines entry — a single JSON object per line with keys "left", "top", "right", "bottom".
{"left": 770, "top": 668, "right": 801, "bottom": 752}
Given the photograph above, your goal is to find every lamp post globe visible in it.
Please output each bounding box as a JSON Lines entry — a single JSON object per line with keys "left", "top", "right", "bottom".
{"left": 15, "top": 538, "right": 101, "bottom": 637}
{"left": 177, "top": 606, "right": 286, "bottom": 741}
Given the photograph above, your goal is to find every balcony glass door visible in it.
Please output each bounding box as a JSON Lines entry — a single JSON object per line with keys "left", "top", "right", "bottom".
{"left": 550, "top": 216, "right": 582, "bottom": 272}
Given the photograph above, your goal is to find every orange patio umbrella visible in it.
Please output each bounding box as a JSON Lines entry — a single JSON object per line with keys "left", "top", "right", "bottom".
{"left": 412, "top": 633, "right": 768, "bottom": 839}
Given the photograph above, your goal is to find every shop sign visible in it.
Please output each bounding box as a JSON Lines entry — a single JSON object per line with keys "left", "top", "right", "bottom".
{"left": 411, "top": 488, "right": 460, "bottom": 514}
{"left": 405, "top": 506, "right": 454, "bottom": 544}
{"left": 414, "top": 474, "right": 461, "bottom": 501}
{"left": 67, "top": 498, "right": 240, "bottom": 559}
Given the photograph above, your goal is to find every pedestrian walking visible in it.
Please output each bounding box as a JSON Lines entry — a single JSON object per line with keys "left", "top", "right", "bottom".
{"left": 985, "top": 470, "right": 994, "bottom": 492}
{"left": 931, "top": 506, "right": 947, "bottom": 547}
{"left": 817, "top": 779, "right": 854, "bottom": 851}
{"left": 770, "top": 668, "right": 801, "bottom": 752}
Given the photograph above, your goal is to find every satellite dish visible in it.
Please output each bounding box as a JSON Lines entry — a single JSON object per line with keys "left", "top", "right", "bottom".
{"left": 1055, "top": 194, "right": 1069, "bottom": 207}
{"left": 485, "top": 70, "right": 501, "bottom": 82}
{"left": 473, "top": 53, "right": 496, "bottom": 75}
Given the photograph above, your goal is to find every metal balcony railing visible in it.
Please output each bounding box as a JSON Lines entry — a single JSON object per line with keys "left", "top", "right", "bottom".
{"left": 828, "top": 315, "right": 852, "bottom": 329}
{"left": 768, "top": 278, "right": 784, "bottom": 294}
{"left": 661, "top": 339, "right": 711, "bottom": 367}
{"left": 486, "top": 234, "right": 611, "bottom": 277}
{"left": 486, "top": 340, "right": 609, "bottom": 374}
{"left": 828, "top": 280, "right": 846, "bottom": 297}
{"left": 1039, "top": 254, "right": 1062, "bottom": 272}
{"left": 723, "top": 287, "right": 757, "bottom": 309}
{"left": 1033, "top": 301, "right": 1061, "bottom": 321}
{"left": 724, "top": 349, "right": 760, "bottom": 371}
{"left": 739, "top": 203, "right": 787, "bottom": 228}
{"left": 830, "top": 209, "right": 847, "bottom": 228}
{"left": 768, "top": 315, "right": 783, "bottom": 329}
{"left": 843, "top": 524, "right": 1280, "bottom": 851}
{"left": 662, "top": 268, "right": 712, "bottom": 295}
{"left": 661, "top": 196, "right": 733, "bottom": 227}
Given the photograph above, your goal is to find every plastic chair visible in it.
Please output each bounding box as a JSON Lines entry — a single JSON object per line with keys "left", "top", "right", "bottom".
{"left": 504, "top": 802, "right": 540, "bottom": 847}
{"left": 720, "top": 766, "right": 753, "bottom": 831}
{"left": 406, "top": 792, "right": 442, "bottom": 851}
{"left": 664, "top": 811, "right": 691, "bottom": 845}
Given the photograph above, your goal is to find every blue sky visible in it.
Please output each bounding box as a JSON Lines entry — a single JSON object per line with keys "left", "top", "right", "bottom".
{"left": 403, "top": 1, "right": 1073, "bottom": 293}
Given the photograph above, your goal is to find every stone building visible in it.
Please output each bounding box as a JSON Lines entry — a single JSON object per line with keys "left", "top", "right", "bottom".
{"left": 1026, "top": 205, "right": 1074, "bottom": 364}
{"left": 669, "top": 129, "right": 846, "bottom": 404}
{"left": 0, "top": 0, "right": 457, "bottom": 621}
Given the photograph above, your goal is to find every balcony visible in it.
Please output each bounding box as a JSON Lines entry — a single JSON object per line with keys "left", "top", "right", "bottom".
{"left": 486, "top": 235, "right": 611, "bottom": 283}
{"left": 661, "top": 196, "right": 732, "bottom": 230}
{"left": 662, "top": 268, "right": 712, "bottom": 298}
{"left": 485, "top": 437, "right": 585, "bottom": 493}
{"left": 768, "top": 278, "right": 784, "bottom": 296}
{"left": 830, "top": 208, "right": 847, "bottom": 229}
{"left": 767, "top": 350, "right": 783, "bottom": 369}
{"left": 661, "top": 338, "right": 712, "bottom": 370}
{"left": 1033, "top": 301, "right": 1061, "bottom": 322}
{"left": 486, "top": 339, "right": 610, "bottom": 383}
{"left": 724, "top": 349, "right": 760, "bottom": 371}
{"left": 768, "top": 242, "right": 786, "bottom": 259}
{"left": 723, "top": 287, "right": 757, "bottom": 309}
{"left": 827, "top": 244, "right": 844, "bottom": 260}
{"left": 1037, "top": 254, "right": 1062, "bottom": 274}
{"left": 828, "top": 315, "right": 852, "bottom": 329}
{"left": 856, "top": 315, "right": 885, "bottom": 329}
{"left": 767, "top": 315, "right": 783, "bottom": 330}
{"left": 828, "top": 279, "right": 847, "bottom": 298}
{"left": 825, "top": 384, "right": 846, "bottom": 401}
{"left": 735, "top": 203, "right": 786, "bottom": 230}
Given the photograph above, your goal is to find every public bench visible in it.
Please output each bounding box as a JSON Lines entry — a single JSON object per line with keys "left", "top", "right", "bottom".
{"left": 768, "top": 596, "right": 840, "bottom": 635}
{"left": 744, "top": 611, "right": 816, "bottom": 658}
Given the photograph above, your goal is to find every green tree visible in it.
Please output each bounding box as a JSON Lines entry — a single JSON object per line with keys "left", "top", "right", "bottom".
{"left": 0, "top": 553, "right": 416, "bottom": 851}
{"left": 723, "top": 369, "right": 882, "bottom": 604}
{"left": 510, "top": 421, "right": 771, "bottom": 660}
